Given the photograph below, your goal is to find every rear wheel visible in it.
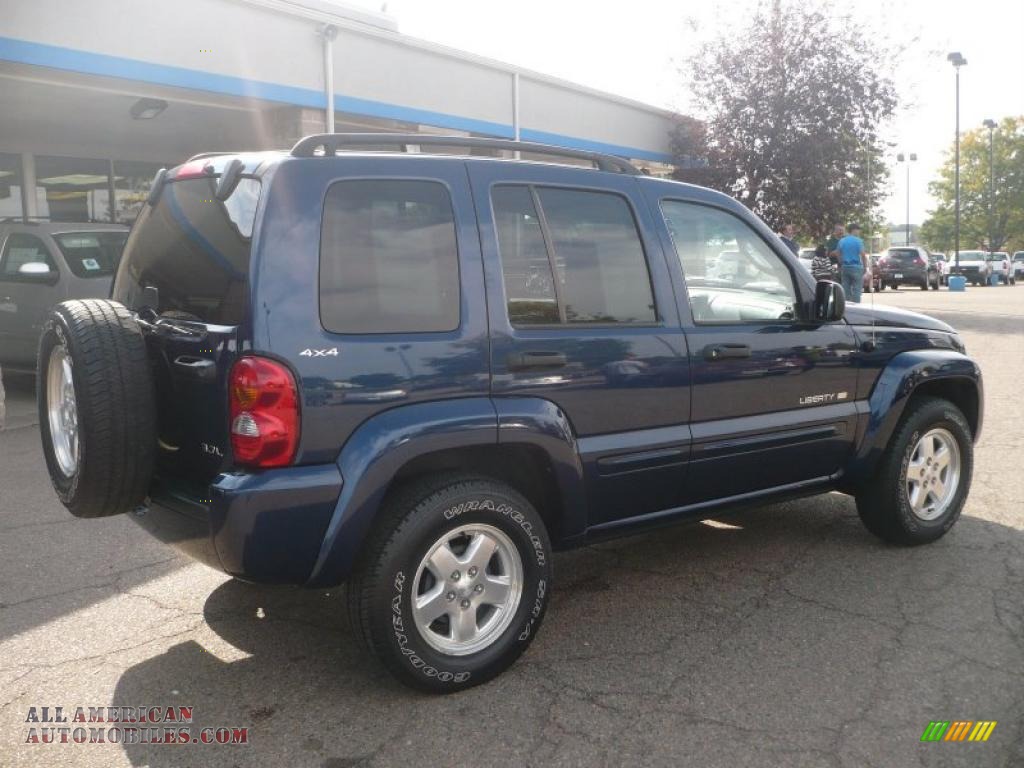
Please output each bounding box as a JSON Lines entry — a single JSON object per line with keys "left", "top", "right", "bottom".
{"left": 348, "top": 473, "right": 552, "bottom": 693}
{"left": 37, "top": 300, "right": 156, "bottom": 518}
{"left": 855, "top": 397, "right": 972, "bottom": 545}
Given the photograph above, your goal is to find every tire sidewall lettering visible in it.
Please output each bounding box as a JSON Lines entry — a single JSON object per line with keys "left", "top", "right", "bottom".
{"left": 443, "top": 498, "right": 547, "bottom": 567}
{"left": 389, "top": 568, "right": 472, "bottom": 685}
{"left": 384, "top": 489, "right": 551, "bottom": 687}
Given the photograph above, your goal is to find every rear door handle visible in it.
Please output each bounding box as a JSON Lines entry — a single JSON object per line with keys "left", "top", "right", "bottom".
{"left": 703, "top": 343, "right": 751, "bottom": 361}
{"left": 507, "top": 351, "right": 568, "bottom": 371}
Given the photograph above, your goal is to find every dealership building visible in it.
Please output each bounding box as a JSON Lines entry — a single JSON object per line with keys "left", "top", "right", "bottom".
{"left": 0, "top": 0, "right": 677, "bottom": 224}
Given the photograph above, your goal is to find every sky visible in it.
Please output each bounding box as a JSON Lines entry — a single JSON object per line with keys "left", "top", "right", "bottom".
{"left": 340, "top": 0, "right": 1024, "bottom": 227}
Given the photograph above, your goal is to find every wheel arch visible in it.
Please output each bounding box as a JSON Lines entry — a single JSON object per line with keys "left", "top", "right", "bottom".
{"left": 842, "top": 350, "right": 982, "bottom": 490}
{"left": 305, "top": 396, "right": 585, "bottom": 587}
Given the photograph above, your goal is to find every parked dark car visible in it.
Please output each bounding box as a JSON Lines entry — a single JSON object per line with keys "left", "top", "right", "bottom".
{"left": 36, "top": 135, "right": 983, "bottom": 693}
{"left": 0, "top": 221, "right": 128, "bottom": 370}
{"left": 876, "top": 246, "right": 939, "bottom": 290}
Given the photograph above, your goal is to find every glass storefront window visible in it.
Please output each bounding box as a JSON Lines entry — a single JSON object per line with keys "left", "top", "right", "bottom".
{"left": 113, "top": 160, "right": 167, "bottom": 224}
{"left": 35, "top": 155, "right": 111, "bottom": 223}
{"left": 0, "top": 153, "right": 24, "bottom": 220}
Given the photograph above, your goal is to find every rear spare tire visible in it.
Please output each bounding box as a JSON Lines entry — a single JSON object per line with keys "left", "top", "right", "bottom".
{"left": 37, "top": 300, "right": 156, "bottom": 518}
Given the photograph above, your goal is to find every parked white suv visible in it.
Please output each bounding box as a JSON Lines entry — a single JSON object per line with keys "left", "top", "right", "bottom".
{"left": 989, "top": 252, "right": 1014, "bottom": 285}
{"left": 1013, "top": 252, "right": 1024, "bottom": 281}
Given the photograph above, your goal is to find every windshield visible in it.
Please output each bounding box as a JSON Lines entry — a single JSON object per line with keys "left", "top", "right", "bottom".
{"left": 53, "top": 231, "right": 127, "bottom": 278}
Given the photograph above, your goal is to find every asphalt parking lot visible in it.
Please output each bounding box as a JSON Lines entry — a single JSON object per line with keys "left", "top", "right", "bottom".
{"left": 1, "top": 286, "right": 1022, "bottom": 768}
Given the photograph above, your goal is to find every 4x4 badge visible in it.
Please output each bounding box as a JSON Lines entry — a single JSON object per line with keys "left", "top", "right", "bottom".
{"left": 300, "top": 348, "right": 338, "bottom": 358}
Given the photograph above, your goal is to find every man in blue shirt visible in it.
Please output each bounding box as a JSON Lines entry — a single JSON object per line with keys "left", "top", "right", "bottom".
{"left": 837, "top": 223, "right": 867, "bottom": 302}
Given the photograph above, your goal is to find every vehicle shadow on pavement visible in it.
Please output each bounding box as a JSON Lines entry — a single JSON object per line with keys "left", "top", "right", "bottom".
{"left": 112, "top": 497, "right": 1024, "bottom": 768}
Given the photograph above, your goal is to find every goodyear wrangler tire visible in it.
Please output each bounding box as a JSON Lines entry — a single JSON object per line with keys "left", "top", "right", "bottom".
{"left": 348, "top": 473, "right": 552, "bottom": 693}
{"left": 37, "top": 299, "right": 156, "bottom": 518}
{"left": 855, "top": 397, "right": 972, "bottom": 546}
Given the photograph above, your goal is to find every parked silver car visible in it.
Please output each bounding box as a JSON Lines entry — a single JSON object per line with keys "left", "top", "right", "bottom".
{"left": 0, "top": 222, "right": 128, "bottom": 370}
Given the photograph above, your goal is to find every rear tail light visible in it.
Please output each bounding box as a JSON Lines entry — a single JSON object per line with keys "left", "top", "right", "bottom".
{"left": 914, "top": 257, "right": 924, "bottom": 265}
{"left": 229, "top": 356, "right": 299, "bottom": 468}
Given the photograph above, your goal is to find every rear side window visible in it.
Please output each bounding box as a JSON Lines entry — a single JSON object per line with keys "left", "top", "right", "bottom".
{"left": 53, "top": 231, "right": 127, "bottom": 278}
{"left": 113, "top": 177, "right": 261, "bottom": 324}
{"left": 319, "top": 179, "right": 460, "bottom": 334}
{"left": 492, "top": 185, "right": 656, "bottom": 326}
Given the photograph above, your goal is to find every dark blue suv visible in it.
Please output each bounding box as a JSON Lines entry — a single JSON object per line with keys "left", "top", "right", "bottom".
{"left": 37, "top": 135, "right": 983, "bottom": 692}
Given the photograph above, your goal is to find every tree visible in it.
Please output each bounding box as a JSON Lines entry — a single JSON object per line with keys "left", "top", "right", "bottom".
{"left": 920, "top": 116, "right": 1024, "bottom": 253}
{"left": 671, "top": 0, "right": 897, "bottom": 241}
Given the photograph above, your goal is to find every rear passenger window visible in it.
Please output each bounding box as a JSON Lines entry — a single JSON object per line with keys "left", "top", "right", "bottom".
{"left": 320, "top": 180, "right": 460, "bottom": 334}
{"left": 492, "top": 185, "right": 656, "bottom": 325}
{"left": 492, "top": 186, "right": 560, "bottom": 325}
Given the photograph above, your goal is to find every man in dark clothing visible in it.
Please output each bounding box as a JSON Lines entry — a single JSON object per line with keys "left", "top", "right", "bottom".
{"left": 825, "top": 224, "right": 844, "bottom": 266}
{"left": 778, "top": 224, "right": 799, "bottom": 255}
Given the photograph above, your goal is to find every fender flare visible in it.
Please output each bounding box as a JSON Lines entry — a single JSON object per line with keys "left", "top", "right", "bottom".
{"left": 843, "top": 349, "right": 982, "bottom": 488}
{"left": 305, "top": 396, "right": 585, "bottom": 587}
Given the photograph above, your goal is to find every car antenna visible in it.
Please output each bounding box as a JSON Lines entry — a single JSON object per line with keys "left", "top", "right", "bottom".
{"left": 869, "top": 247, "right": 876, "bottom": 350}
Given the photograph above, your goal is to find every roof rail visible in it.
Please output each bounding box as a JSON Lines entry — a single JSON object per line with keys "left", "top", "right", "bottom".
{"left": 289, "top": 133, "right": 641, "bottom": 175}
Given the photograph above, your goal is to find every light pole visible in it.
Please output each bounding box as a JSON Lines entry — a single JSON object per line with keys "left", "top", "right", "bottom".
{"left": 896, "top": 152, "right": 917, "bottom": 245}
{"left": 983, "top": 118, "right": 997, "bottom": 253}
{"left": 948, "top": 52, "right": 967, "bottom": 268}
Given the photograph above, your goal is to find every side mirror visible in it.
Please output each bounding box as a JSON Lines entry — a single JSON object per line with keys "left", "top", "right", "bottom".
{"left": 18, "top": 261, "right": 51, "bottom": 275}
{"left": 813, "top": 280, "right": 845, "bottom": 322}
{"left": 17, "top": 262, "right": 57, "bottom": 283}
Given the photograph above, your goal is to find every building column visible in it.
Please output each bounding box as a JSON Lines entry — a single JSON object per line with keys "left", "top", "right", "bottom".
{"left": 20, "top": 152, "right": 37, "bottom": 220}
{"left": 320, "top": 24, "right": 338, "bottom": 134}
{"left": 512, "top": 72, "right": 521, "bottom": 159}
{"left": 268, "top": 106, "right": 326, "bottom": 149}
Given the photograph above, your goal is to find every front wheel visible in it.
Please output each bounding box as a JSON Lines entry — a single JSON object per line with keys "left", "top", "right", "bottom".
{"left": 855, "top": 397, "right": 973, "bottom": 545}
{"left": 348, "top": 474, "right": 552, "bottom": 693}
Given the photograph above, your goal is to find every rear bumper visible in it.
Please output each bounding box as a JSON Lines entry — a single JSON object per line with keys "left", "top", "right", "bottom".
{"left": 131, "top": 465, "right": 342, "bottom": 584}
{"left": 949, "top": 266, "right": 985, "bottom": 278}
{"left": 877, "top": 268, "right": 927, "bottom": 283}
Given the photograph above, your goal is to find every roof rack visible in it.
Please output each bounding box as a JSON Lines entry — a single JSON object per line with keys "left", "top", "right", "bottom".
{"left": 289, "top": 133, "right": 641, "bottom": 175}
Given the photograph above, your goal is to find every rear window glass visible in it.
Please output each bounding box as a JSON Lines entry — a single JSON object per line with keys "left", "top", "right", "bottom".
{"left": 319, "top": 179, "right": 459, "bottom": 334}
{"left": 112, "top": 177, "right": 260, "bottom": 324}
{"left": 53, "top": 231, "right": 127, "bottom": 278}
{"left": 887, "top": 249, "right": 920, "bottom": 261}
